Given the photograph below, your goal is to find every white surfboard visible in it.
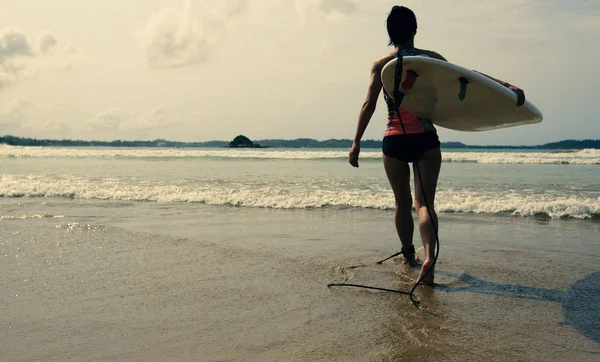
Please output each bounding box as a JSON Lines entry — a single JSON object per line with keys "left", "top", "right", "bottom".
{"left": 381, "top": 56, "right": 543, "bottom": 131}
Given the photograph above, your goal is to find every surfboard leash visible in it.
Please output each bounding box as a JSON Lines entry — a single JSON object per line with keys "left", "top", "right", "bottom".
{"left": 391, "top": 50, "right": 441, "bottom": 307}
{"left": 329, "top": 50, "right": 441, "bottom": 308}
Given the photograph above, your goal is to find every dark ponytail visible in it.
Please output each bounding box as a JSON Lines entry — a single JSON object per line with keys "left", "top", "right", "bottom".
{"left": 386, "top": 6, "right": 417, "bottom": 46}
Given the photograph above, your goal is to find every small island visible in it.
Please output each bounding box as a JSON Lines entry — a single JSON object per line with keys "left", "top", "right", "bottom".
{"left": 228, "top": 135, "right": 268, "bottom": 148}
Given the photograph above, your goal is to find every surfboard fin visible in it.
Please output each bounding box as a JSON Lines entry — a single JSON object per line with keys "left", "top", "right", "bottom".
{"left": 458, "top": 77, "right": 469, "bottom": 101}
{"left": 402, "top": 70, "right": 419, "bottom": 90}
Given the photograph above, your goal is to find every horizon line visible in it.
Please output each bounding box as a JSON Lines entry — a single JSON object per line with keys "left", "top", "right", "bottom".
{"left": 1, "top": 134, "right": 599, "bottom": 148}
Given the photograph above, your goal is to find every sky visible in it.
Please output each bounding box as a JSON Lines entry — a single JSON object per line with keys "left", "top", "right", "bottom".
{"left": 1, "top": 0, "right": 599, "bottom": 145}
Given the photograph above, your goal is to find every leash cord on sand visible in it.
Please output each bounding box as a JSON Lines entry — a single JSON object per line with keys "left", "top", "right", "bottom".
{"left": 327, "top": 283, "right": 411, "bottom": 295}
{"left": 329, "top": 51, "right": 441, "bottom": 308}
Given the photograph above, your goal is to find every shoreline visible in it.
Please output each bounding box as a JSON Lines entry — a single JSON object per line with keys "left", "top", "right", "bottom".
{"left": 1, "top": 196, "right": 599, "bottom": 222}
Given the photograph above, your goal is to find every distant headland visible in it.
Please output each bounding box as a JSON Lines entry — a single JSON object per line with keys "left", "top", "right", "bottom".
{"left": 228, "top": 135, "right": 268, "bottom": 148}
{"left": 0, "top": 135, "right": 598, "bottom": 150}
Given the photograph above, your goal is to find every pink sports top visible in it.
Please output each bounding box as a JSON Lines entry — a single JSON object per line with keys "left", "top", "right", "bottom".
{"left": 382, "top": 49, "right": 436, "bottom": 137}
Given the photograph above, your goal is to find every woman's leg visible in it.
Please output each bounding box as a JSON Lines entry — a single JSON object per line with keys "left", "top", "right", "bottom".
{"left": 413, "top": 147, "right": 442, "bottom": 284}
{"left": 383, "top": 155, "right": 415, "bottom": 265}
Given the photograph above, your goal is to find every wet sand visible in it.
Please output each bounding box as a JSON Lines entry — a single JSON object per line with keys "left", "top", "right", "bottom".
{"left": 1, "top": 199, "right": 599, "bottom": 361}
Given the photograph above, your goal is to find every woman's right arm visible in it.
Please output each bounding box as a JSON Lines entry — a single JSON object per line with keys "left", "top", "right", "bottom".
{"left": 349, "top": 60, "right": 384, "bottom": 168}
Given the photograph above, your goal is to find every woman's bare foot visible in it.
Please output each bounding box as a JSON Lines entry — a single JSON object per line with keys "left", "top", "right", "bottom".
{"left": 417, "top": 259, "right": 435, "bottom": 286}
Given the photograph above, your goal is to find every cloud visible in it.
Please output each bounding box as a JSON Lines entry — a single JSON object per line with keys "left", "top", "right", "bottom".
{"left": 20, "top": 120, "right": 70, "bottom": 138}
{"left": 41, "top": 120, "right": 69, "bottom": 132}
{"left": 143, "top": 0, "right": 248, "bottom": 68}
{"left": 120, "top": 106, "right": 179, "bottom": 132}
{"left": 35, "top": 32, "right": 58, "bottom": 54}
{"left": 88, "top": 106, "right": 182, "bottom": 133}
{"left": 293, "top": 0, "right": 309, "bottom": 27}
{"left": 0, "top": 27, "right": 33, "bottom": 61}
{"left": 0, "top": 98, "right": 42, "bottom": 126}
{"left": 292, "top": 0, "right": 359, "bottom": 25}
{"left": 318, "top": 0, "right": 358, "bottom": 16}
{"left": 0, "top": 27, "right": 80, "bottom": 89}
{"left": 2, "top": 102, "right": 182, "bottom": 139}
{"left": 88, "top": 108, "right": 129, "bottom": 131}
{"left": 0, "top": 98, "right": 72, "bottom": 138}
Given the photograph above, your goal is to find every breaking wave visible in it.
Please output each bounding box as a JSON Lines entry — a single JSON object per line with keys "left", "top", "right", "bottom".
{"left": 1, "top": 174, "right": 598, "bottom": 220}
{"left": 0, "top": 145, "right": 599, "bottom": 165}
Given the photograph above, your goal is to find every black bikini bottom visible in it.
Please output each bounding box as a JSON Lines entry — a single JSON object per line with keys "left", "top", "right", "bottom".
{"left": 382, "top": 132, "right": 440, "bottom": 163}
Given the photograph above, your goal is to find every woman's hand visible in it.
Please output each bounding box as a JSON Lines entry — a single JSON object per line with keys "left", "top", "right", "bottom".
{"left": 349, "top": 142, "right": 360, "bottom": 168}
{"left": 509, "top": 85, "right": 526, "bottom": 107}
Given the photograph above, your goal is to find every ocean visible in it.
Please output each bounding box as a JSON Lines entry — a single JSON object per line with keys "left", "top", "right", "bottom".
{"left": 1, "top": 145, "right": 599, "bottom": 361}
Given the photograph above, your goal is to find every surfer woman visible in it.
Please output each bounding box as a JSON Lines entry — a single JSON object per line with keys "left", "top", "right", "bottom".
{"left": 349, "top": 6, "right": 525, "bottom": 285}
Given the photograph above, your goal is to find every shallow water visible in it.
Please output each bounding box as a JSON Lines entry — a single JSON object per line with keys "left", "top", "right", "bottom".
{"left": 1, "top": 146, "right": 599, "bottom": 219}
{"left": 1, "top": 198, "right": 598, "bottom": 361}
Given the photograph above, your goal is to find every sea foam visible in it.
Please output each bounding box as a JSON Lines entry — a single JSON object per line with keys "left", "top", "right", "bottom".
{"left": 1, "top": 174, "right": 598, "bottom": 219}
{"left": 0, "top": 145, "right": 599, "bottom": 165}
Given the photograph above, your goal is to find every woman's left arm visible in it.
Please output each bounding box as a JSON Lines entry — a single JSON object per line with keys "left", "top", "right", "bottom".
{"left": 475, "top": 71, "right": 526, "bottom": 107}
{"left": 422, "top": 48, "right": 525, "bottom": 107}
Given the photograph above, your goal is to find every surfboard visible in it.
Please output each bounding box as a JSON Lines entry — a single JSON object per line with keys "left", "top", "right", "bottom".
{"left": 381, "top": 56, "right": 543, "bottom": 131}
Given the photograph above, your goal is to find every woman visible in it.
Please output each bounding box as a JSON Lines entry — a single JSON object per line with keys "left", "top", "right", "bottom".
{"left": 349, "top": 6, "right": 525, "bottom": 285}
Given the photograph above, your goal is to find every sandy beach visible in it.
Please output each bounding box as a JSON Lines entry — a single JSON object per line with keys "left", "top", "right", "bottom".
{"left": 1, "top": 198, "right": 598, "bottom": 361}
